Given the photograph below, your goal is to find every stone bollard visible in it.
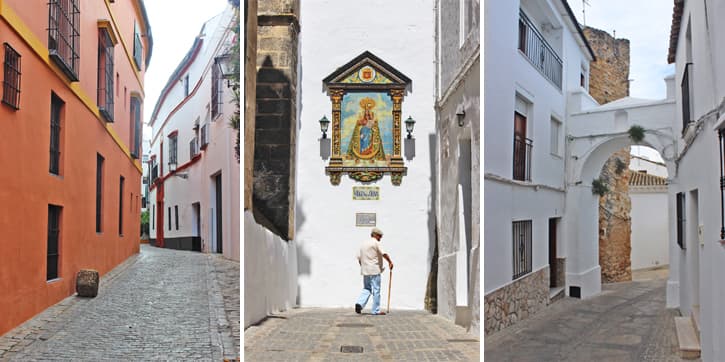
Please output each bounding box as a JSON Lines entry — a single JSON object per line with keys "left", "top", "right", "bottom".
{"left": 76, "top": 269, "right": 99, "bottom": 297}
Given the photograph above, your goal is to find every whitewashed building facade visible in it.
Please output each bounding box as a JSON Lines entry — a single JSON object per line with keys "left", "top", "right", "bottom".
{"left": 147, "top": 6, "right": 239, "bottom": 261}
{"left": 665, "top": 0, "right": 725, "bottom": 358}
{"left": 483, "top": 0, "right": 596, "bottom": 334}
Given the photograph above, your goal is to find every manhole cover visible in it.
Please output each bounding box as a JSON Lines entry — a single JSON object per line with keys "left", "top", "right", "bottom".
{"left": 336, "top": 323, "right": 373, "bottom": 328}
{"left": 340, "top": 345, "right": 364, "bottom": 353}
{"left": 447, "top": 339, "right": 479, "bottom": 343}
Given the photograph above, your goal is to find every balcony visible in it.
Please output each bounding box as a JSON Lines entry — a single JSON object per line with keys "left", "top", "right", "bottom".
{"left": 513, "top": 135, "right": 532, "bottom": 181}
{"left": 518, "top": 10, "right": 563, "bottom": 89}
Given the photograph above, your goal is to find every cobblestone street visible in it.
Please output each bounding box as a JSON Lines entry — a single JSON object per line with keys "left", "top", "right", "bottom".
{"left": 244, "top": 309, "right": 479, "bottom": 361}
{"left": 0, "top": 244, "right": 240, "bottom": 361}
{"left": 485, "top": 269, "right": 697, "bottom": 361}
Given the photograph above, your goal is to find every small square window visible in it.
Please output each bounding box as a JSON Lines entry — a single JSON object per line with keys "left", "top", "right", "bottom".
{"left": 2, "top": 43, "right": 21, "bottom": 109}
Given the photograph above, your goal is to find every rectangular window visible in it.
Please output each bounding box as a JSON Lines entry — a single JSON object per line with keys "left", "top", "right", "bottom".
{"left": 97, "top": 28, "right": 114, "bottom": 122}
{"left": 168, "top": 207, "right": 171, "bottom": 230}
{"left": 513, "top": 111, "right": 532, "bottom": 181}
{"left": 152, "top": 204, "right": 155, "bottom": 230}
{"left": 211, "top": 59, "right": 222, "bottom": 119}
{"left": 190, "top": 137, "right": 199, "bottom": 159}
{"left": 676, "top": 192, "right": 686, "bottom": 249}
{"left": 168, "top": 133, "right": 178, "bottom": 167}
{"left": 47, "top": 205, "right": 61, "bottom": 281}
{"left": 130, "top": 97, "right": 141, "bottom": 158}
{"left": 550, "top": 117, "right": 561, "bottom": 156}
{"left": 119, "top": 176, "right": 124, "bottom": 235}
{"left": 183, "top": 74, "right": 190, "bottom": 97}
{"left": 2, "top": 43, "right": 21, "bottom": 109}
{"left": 49, "top": 93, "right": 63, "bottom": 175}
{"left": 512, "top": 220, "right": 533, "bottom": 279}
{"left": 175, "top": 205, "right": 179, "bottom": 230}
{"left": 96, "top": 154, "right": 104, "bottom": 233}
{"left": 133, "top": 22, "right": 143, "bottom": 70}
{"left": 681, "top": 63, "right": 693, "bottom": 132}
{"left": 201, "top": 124, "right": 209, "bottom": 149}
{"left": 48, "top": 0, "right": 80, "bottom": 81}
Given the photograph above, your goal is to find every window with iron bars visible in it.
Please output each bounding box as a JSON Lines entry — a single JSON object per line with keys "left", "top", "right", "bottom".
{"left": 48, "top": 0, "right": 80, "bottom": 81}
{"left": 97, "top": 28, "right": 114, "bottom": 122}
{"left": 190, "top": 137, "right": 199, "bottom": 159}
{"left": 681, "top": 63, "right": 694, "bottom": 133}
{"left": 2, "top": 43, "right": 21, "bottom": 110}
{"left": 201, "top": 124, "right": 209, "bottom": 149}
{"left": 168, "top": 134, "right": 178, "bottom": 166}
{"left": 47, "top": 205, "right": 62, "bottom": 280}
{"left": 211, "top": 59, "right": 222, "bottom": 119}
{"left": 676, "top": 192, "right": 685, "bottom": 249}
{"left": 130, "top": 97, "right": 142, "bottom": 158}
{"left": 133, "top": 22, "right": 143, "bottom": 70}
{"left": 512, "top": 220, "right": 532, "bottom": 280}
{"left": 49, "top": 93, "right": 64, "bottom": 175}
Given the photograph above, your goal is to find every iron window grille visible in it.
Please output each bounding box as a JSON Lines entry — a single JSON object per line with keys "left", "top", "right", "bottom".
{"left": 49, "top": 93, "right": 63, "bottom": 175}
{"left": 3, "top": 43, "right": 21, "bottom": 109}
{"left": 676, "top": 192, "right": 685, "bottom": 249}
{"left": 168, "top": 134, "right": 178, "bottom": 166}
{"left": 183, "top": 74, "right": 190, "bottom": 97}
{"left": 190, "top": 137, "right": 199, "bottom": 159}
{"left": 48, "top": 0, "right": 80, "bottom": 81}
{"left": 96, "top": 154, "right": 104, "bottom": 233}
{"left": 47, "top": 205, "right": 62, "bottom": 280}
{"left": 201, "top": 124, "right": 209, "bottom": 148}
{"left": 119, "top": 176, "right": 124, "bottom": 235}
{"left": 174, "top": 205, "right": 179, "bottom": 230}
{"left": 681, "top": 63, "right": 694, "bottom": 133}
{"left": 133, "top": 22, "right": 143, "bottom": 70}
{"left": 130, "top": 97, "right": 142, "bottom": 158}
{"left": 719, "top": 130, "right": 725, "bottom": 239}
{"left": 97, "top": 28, "right": 114, "bottom": 122}
{"left": 167, "top": 207, "right": 171, "bottom": 230}
{"left": 211, "top": 60, "right": 222, "bottom": 119}
{"left": 512, "top": 220, "right": 533, "bottom": 280}
{"left": 513, "top": 135, "right": 532, "bottom": 181}
{"left": 150, "top": 159, "right": 158, "bottom": 182}
{"left": 518, "top": 10, "right": 562, "bottom": 89}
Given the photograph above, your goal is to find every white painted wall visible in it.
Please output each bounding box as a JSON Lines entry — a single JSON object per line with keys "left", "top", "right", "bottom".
{"left": 484, "top": 0, "right": 592, "bottom": 295}
{"left": 667, "top": 0, "right": 725, "bottom": 358}
{"left": 147, "top": 6, "right": 239, "bottom": 261}
{"left": 296, "top": 0, "right": 436, "bottom": 310}
{"left": 630, "top": 189, "right": 669, "bottom": 270}
{"left": 629, "top": 156, "right": 667, "bottom": 177}
{"left": 244, "top": 211, "right": 298, "bottom": 327}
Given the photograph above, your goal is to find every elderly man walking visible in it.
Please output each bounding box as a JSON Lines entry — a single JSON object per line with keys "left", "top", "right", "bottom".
{"left": 355, "top": 228, "right": 394, "bottom": 315}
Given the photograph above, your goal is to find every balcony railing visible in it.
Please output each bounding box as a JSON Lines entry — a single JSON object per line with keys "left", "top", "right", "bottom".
{"left": 518, "top": 10, "right": 563, "bottom": 89}
{"left": 513, "top": 135, "right": 532, "bottom": 181}
{"left": 681, "top": 63, "right": 693, "bottom": 132}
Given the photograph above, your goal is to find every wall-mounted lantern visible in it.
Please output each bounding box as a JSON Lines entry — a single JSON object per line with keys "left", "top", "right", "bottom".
{"left": 168, "top": 160, "right": 177, "bottom": 173}
{"left": 405, "top": 116, "right": 416, "bottom": 139}
{"left": 456, "top": 105, "right": 466, "bottom": 127}
{"left": 215, "top": 54, "right": 234, "bottom": 86}
{"left": 319, "top": 115, "right": 330, "bottom": 139}
{"left": 319, "top": 115, "right": 331, "bottom": 160}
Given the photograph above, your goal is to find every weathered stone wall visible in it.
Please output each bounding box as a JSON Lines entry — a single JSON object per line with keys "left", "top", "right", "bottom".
{"left": 598, "top": 148, "right": 632, "bottom": 283}
{"left": 484, "top": 267, "right": 548, "bottom": 336}
{"left": 244, "top": 0, "right": 257, "bottom": 211}
{"left": 253, "top": 0, "right": 300, "bottom": 240}
{"left": 583, "top": 26, "right": 630, "bottom": 105}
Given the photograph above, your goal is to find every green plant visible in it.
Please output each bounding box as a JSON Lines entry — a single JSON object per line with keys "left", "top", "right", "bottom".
{"left": 614, "top": 157, "right": 627, "bottom": 175}
{"left": 592, "top": 178, "right": 609, "bottom": 196}
{"left": 140, "top": 210, "right": 149, "bottom": 238}
{"left": 228, "top": 2, "right": 241, "bottom": 163}
{"left": 628, "top": 125, "right": 645, "bottom": 143}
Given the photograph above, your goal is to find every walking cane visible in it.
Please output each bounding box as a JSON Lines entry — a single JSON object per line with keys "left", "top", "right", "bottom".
{"left": 387, "top": 268, "right": 392, "bottom": 313}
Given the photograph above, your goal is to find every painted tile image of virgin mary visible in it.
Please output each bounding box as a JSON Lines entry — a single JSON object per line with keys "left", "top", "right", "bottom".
{"left": 341, "top": 93, "right": 393, "bottom": 167}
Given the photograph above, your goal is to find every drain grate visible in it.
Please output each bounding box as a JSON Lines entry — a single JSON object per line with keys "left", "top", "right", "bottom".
{"left": 336, "top": 323, "right": 373, "bottom": 328}
{"left": 340, "top": 345, "right": 364, "bottom": 353}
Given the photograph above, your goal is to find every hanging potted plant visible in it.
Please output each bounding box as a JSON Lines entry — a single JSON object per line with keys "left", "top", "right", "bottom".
{"left": 628, "top": 125, "right": 645, "bottom": 143}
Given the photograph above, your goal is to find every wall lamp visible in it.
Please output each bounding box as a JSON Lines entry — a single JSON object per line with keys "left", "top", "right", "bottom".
{"left": 405, "top": 116, "right": 416, "bottom": 139}
{"left": 319, "top": 115, "right": 330, "bottom": 139}
{"left": 456, "top": 105, "right": 466, "bottom": 127}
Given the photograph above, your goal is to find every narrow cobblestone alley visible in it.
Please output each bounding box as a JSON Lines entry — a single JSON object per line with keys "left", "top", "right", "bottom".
{"left": 0, "top": 245, "right": 240, "bottom": 361}
{"left": 244, "top": 309, "right": 480, "bottom": 361}
{"left": 485, "top": 270, "right": 697, "bottom": 361}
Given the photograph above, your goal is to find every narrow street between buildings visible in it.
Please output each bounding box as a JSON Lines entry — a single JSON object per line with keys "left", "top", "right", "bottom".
{"left": 0, "top": 245, "right": 239, "bottom": 361}
{"left": 244, "top": 309, "right": 480, "bottom": 361}
{"left": 485, "top": 269, "right": 698, "bottom": 361}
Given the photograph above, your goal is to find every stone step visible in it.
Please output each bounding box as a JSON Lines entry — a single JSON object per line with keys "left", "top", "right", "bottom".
{"left": 549, "top": 287, "right": 565, "bottom": 303}
{"left": 674, "top": 316, "right": 701, "bottom": 359}
{"left": 691, "top": 305, "right": 700, "bottom": 337}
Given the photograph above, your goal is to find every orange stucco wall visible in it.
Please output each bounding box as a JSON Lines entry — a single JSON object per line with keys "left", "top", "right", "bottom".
{"left": 0, "top": 0, "right": 150, "bottom": 336}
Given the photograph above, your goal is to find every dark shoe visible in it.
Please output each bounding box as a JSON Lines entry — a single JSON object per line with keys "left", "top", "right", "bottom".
{"left": 355, "top": 304, "right": 362, "bottom": 314}
{"left": 374, "top": 311, "right": 386, "bottom": 315}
